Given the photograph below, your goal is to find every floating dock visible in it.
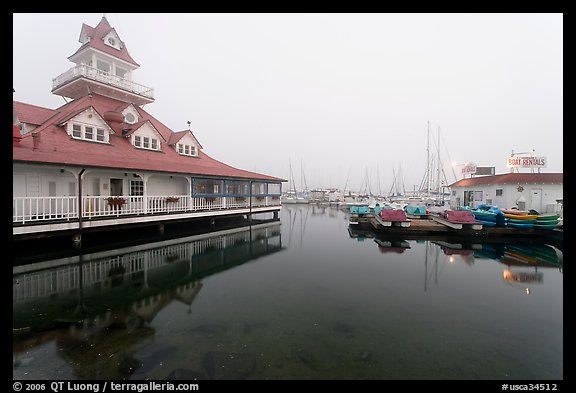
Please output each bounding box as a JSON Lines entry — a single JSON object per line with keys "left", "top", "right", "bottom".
{"left": 355, "top": 215, "right": 562, "bottom": 243}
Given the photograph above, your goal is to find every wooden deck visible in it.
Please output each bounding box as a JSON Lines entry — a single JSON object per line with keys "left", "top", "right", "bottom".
{"left": 356, "top": 215, "right": 563, "bottom": 241}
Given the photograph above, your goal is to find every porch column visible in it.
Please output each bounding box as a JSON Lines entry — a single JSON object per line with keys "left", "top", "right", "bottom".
{"left": 137, "top": 173, "right": 151, "bottom": 214}
{"left": 222, "top": 180, "right": 227, "bottom": 209}
{"left": 186, "top": 177, "right": 192, "bottom": 211}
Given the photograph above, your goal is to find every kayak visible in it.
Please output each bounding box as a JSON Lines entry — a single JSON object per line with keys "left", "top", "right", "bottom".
{"left": 533, "top": 221, "right": 558, "bottom": 229}
{"left": 504, "top": 213, "right": 538, "bottom": 220}
{"left": 501, "top": 208, "right": 530, "bottom": 215}
{"left": 536, "top": 213, "right": 561, "bottom": 221}
{"left": 507, "top": 221, "right": 535, "bottom": 228}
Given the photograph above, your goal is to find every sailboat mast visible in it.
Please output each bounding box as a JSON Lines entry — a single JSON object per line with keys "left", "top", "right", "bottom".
{"left": 288, "top": 157, "right": 295, "bottom": 193}
{"left": 437, "top": 126, "right": 441, "bottom": 197}
{"left": 427, "top": 121, "right": 431, "bottom": 197}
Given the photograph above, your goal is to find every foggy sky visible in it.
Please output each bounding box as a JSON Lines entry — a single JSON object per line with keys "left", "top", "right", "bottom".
{"left": 13, "top": 13, "right": 563, "bottom": 193}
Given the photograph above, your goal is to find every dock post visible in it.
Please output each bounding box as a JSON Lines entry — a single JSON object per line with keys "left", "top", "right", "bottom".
{"left": 273, "top": 211, "right": 278, "bottom": 219}
{"left": 210, "top": 218, "right": 216, "bottom": 227}
{"left": 158, "top": 223, "right": 165, "bottom": 235}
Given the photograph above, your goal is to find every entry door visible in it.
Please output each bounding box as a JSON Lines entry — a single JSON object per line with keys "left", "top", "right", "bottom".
{"left": 110, "top": 178, "right": 123, "bottom": 196}
{"left": 530, "top": 188, "right": 542, "bottom": 212}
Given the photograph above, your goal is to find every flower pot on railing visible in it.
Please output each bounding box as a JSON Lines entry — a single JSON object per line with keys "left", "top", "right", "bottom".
{"left": 272, "top": 196, "right": 280, "bottom": 200}
{"left": 165, "top": 196, "right": 180, "bottom": 203}
{"left": 106, "top": 197, "right": 126, "bottom": 210}
{"left": 235, "top": 197, "right": 246, "bottom": 202}
{"left": 255, "top": 196, "right": 265, "bottom": 201}
{"left": 205, "top": 197, "right": 217, "bottom": 203}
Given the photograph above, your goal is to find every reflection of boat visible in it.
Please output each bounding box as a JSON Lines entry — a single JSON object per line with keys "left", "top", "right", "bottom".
{"left": 374, "top": 238, "right": 411, "bottom": 253}
{"left": 347, "top": 226, "right": 372, "bottom": 241}
{"left": 503, "top": 244, "right": 559, "bottom": 266}
{"left": 473, "top": 243, "right": 506, "bottom": 260}
{"left": 347, "top": 225, "right": 374, "bottom": 240}
{"left": 433, "top": 240, "right": 481, "bottom": 256}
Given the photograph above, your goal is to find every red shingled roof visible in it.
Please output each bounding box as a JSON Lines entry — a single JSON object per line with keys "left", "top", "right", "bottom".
{"left": 13, "top": 94, "right": 285, "bottom": 183}
{"left": 449, "top": 173, "right": 563, "bottom": 187}
{"left": 13, "top": 101, "right": 58, "bottom": 125}
{"left": 69, "top": 16, "right": 139, "bottom": 67}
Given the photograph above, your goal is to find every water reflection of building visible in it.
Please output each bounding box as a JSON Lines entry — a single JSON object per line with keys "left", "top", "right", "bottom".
{"left": 13, "top": 222, "right": 283, "bottom": 379}
{"left": 14, "top": 222, "right": 282, "bottom": 305}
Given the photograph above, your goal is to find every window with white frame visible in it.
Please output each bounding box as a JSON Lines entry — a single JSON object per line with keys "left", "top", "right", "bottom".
{"left": 97, "top": 59, "right": 110, "bottom": 75}
{"left": 72, "top": 124, "right": 82, "bottom": 138}
{"left": 177, "top": 143, "right": 197, "bottom": 157}
{"left": 115, "top": 67, "right": 127, "bottom": 79}
{"left": 85, "top": 126, "right": 94, "bottom": 140}
{"left": 71, "top": 123, "right": 108, "bottom": 143}
{"left": 133, "top": 134, "right": 160, "bottom": 151}
{"left": 130, "top": 180, "right": 144, "bottom": 196}
{"left": 96, "top": 128, "right": 105, "bottom": 142}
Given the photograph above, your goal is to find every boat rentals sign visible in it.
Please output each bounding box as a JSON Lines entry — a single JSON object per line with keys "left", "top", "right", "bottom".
{"left": 506, "top": 156, "right": 547, "bottom": 169}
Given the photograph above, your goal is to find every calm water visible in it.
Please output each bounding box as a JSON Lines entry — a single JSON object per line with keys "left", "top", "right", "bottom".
{"left": 13, "top": 204, "right": 563, "bottom": 380}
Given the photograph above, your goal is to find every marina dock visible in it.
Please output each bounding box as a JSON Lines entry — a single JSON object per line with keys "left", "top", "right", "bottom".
{"left": 351, "top": 214, "right": 563, "bottom": 244}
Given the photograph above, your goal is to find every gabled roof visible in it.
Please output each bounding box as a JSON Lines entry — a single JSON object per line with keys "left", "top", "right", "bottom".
{"left": 168, "top": 130, "right": 204, "bottom": 149}
{"left": 13, "top": 94, "right": 285, "bottom": 183}
{"left": 55, "top": 105, "right": 115, "bottom": 134}
{"left": 121, "top": 119, "right": 167, "bottom": 142}
{"left": 70, "top": 16, "right": 139, "bottom": 67}
{"left": 13, "top": 101, "right": 58, "bottom": 125}
{"left": 449, "top": 173, "right": 563, "bottom": 187}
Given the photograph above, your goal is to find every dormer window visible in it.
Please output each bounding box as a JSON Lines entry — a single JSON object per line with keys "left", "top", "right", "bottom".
{"left": 71, "top": 123, "right": 109, "bottom": 143}
{"left": 177, "top": 143, "right": 197, "bottom": 157}
{"left": 133, "top": 135, "right": 160, "bottom": 151}
{"left": 104, "top": 34, "right": 121, "bottom": 50}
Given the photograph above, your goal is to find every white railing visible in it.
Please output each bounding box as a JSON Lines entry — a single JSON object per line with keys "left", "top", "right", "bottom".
{"left": 52, "top": 64, "right": 154, "bottom": 99}
{"left": 13, "top": 196, "right": 78, "bottom": 223}
{"left": 13, "top": 194, "right": 282, "bottom": 225}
